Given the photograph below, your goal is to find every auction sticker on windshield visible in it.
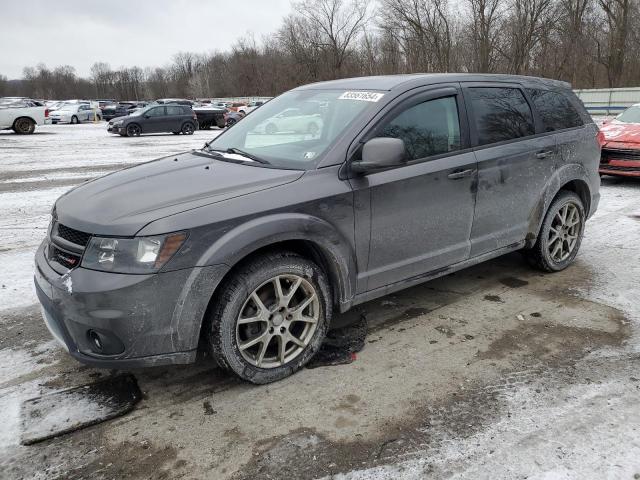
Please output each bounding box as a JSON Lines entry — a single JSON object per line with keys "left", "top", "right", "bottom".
{"left": 339, "top": 91, "right": 385, "bottom": 102}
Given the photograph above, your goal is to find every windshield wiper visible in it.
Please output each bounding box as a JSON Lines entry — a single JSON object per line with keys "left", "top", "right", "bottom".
{"left": 224, "top": 147, "right": 270, "bottom": 164}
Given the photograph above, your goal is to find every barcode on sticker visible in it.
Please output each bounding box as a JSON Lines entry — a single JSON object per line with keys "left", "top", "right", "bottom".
{"left": 338, "top": 91, "right": 385, "bottom": 102}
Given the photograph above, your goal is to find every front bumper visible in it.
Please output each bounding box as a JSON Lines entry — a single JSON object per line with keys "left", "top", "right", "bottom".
{"left": 107, "top": 124, "right": 123, "bottom": 134}
{"left": 34, "top": 241, "right": 228, "bottom": 368}
{"left": 600, "top": 148, "right": 640, "bottom": 177}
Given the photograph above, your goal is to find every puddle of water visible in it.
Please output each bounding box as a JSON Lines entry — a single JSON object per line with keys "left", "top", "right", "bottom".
{"left": 20, "top": 374, "right": 141, "bottom": 445}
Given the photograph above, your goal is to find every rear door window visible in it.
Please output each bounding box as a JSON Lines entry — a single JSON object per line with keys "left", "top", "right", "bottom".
{"left": 526, "top": 88, "right": 583, "bottom": 131}
{"left": 468, "top": 87, "right": 535, "bottom": 146}
{"left": 146, "top": 107, "right": 165, "bottom": 117}
{"left": 378, "top": 96, "right": 461, "bottom": 161}
{"left": 166, "top": 106, "right": 183, "bottom": 116}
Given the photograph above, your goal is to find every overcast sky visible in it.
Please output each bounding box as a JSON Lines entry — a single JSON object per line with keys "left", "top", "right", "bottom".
{"left": 0, "top": 0, "right": 293, "bottom": 79}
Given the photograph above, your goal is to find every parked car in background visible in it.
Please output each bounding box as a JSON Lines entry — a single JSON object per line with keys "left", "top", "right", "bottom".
{"left": 226, "top": 102, "right": 247, "bottom": 112}
{"left": 50, "top": 103, "right": 101, "bottom": 124}
{"left": 192, "top": 104, "right": 226, "bottom": 129}
{"left": 156, "top": 98, "right": 194, "bottom": 106}
{"left": 237, "top": 101, "right": 265, "bottom": 115}
{"left": 598, "top": 104, "right": 640, "bottom": 177}
{"left": 224, "top": 110, "right": 245, "bottom": 127}
{"left": 107, "top": 104, "right": 198, "bottom": 136}
{"left": 102, "top": 102, "right": 143, "bottom": 121}
{"left": 36, "top": 74, "right": 600, "bottom": 385}
{"left": 0, "top": 97, "right": 49, "bottom": 133}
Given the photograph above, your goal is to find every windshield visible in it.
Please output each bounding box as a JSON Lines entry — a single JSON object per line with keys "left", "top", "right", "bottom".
{"left": 205, "top": 89, "right": 382, "bottom": 169}
{"left": 617, "top": 106, "right": 640, "bottom": 123}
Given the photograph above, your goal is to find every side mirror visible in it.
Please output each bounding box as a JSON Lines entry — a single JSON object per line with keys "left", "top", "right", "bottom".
{"left": 351, "top": 137, "right": 407, "bottom": 174}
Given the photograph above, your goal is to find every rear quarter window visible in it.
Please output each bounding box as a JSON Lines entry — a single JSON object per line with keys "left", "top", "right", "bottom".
{"left": 526, "top": 88, "right": 583, "bottom": 131}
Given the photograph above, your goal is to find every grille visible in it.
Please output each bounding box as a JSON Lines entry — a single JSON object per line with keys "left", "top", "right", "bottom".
{"left": 51, "top": 246, "right": 81, "bottom": 269}
{"left": 57, "top": 223, "right": 91, "bottom": 247}
{"left": 601, "top": 148, "right": 640, "bottom": 163}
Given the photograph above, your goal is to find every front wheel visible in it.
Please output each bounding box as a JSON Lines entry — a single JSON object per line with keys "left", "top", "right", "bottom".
{"left": 71, "top": 115, "right": 79, "bottom": 124}
{"left": 126, "top": 123, "right": 141, "bottom": 137}
{"left": 524, "top": 190, "right": 586, "bottom": 272}
{"left": 208, "top": 252, "right": 331, "bottom": 384}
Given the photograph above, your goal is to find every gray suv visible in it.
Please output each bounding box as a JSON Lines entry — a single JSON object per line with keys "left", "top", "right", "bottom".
{"left": 35, "top": 74, "right": 600, "bottom": 384}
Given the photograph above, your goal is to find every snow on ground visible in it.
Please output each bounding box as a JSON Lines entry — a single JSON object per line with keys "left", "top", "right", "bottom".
{"left": 0, "top": 122, "right": 220, "bottom": 453}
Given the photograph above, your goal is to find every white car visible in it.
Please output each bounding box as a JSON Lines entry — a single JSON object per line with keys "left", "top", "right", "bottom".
{"left": 0, "top": 97, "right": 50, "bottom": 134}
{"left": 50, "top": 103, "right": 102, "bottom": 124}
{"left": 238, "top": 101, "right": 266, "bottom": 115}
{"left": 253, "top": 107, "right": 323, "bottom": 135}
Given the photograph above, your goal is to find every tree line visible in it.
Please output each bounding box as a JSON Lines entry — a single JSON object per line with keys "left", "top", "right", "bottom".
{"left": 1, "top": 0, "right": 639, "bottom": 101}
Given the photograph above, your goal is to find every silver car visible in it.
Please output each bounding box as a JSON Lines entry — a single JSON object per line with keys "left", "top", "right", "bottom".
{"left": 50, "top": 103, "right": 102, "bottom": 124}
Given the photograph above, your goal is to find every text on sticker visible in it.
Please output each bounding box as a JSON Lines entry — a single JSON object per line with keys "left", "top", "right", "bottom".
{"left": 338, "top": 91, "right": 385, "bottom": 102}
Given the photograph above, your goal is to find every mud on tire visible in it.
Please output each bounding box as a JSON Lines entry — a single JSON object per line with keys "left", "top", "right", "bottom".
{"left": 207, "top": 252, "right": 332, "bottom": 384}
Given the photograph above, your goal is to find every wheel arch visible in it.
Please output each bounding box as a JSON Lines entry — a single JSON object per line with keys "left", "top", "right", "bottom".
{"left": 526, "top": 165, "right": 593, "bottom": 247}
{"left": 198, "top": 214, "right": 356, "bottom": 312}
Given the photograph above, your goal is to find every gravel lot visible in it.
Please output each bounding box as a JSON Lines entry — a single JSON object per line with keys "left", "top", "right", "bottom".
{"left": 1, "top": 123, "right": 639, "bottom": 479}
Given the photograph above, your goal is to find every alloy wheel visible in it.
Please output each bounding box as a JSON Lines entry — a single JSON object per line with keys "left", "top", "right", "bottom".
{"left": 547, "top": 202, "right": 581, "bottom": 262}
{"left": 235, "top": 274, "right": 319, "bottom": 368}
{"left": 127, "top": 124, "right": 141, "bottom": 136}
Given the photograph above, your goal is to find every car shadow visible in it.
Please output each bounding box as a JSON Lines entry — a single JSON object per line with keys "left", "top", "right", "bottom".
{"left": 125, "top": 251, "right": 535, "bottom": 397}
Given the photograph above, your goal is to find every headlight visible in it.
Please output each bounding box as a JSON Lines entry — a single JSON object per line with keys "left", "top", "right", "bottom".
{"left": 113, "top": 120, "right": 124, "bottom": 126}
{"left": 81, "top": 232, "right": 187, "bottom": 274}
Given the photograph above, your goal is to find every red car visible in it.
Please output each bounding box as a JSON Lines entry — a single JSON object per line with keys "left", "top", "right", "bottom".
{"left": 599, "top": 104, "right": 640, "bottom": 177}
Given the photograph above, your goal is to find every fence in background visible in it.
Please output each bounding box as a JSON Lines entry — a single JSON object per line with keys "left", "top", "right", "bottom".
{"left": 574, "top": 87, "right": 640, "bottom": 115}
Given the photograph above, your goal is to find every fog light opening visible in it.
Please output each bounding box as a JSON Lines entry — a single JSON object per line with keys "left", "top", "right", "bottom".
{"left": 88, "top": 330, "right": 103, "bottom": 352}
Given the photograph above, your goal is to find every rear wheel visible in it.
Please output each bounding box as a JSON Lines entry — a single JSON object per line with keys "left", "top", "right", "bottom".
{"left": 265, "top": 123, "right": 277, "bottom": 134}
{"left": 181, "top": 122, "right": 195, "bottom": 135}
{"left": 12, "top": 117, "right": 35, "bottom": 134}
{"left": 208, "top": 252, "right": 331, "bottom": 384}
{"left": 126, "top": 123, "right": 141, "bottom": 137}
{"left": 524, "top": 190, "right": 585, "bottom": 272}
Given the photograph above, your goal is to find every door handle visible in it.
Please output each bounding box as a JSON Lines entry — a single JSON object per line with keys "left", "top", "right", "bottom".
{"left": 447, "top": 168, "right": 476, "bottom": 180}
{"left": 535, "top": 150, "right": 553, "bottom": 159}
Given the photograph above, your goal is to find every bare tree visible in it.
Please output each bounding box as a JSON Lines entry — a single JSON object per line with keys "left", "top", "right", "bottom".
{"left": 466, "top": 0, "right": 503, "bottom": 72}
{"left": 597, "top": 0, "right": 633, "bottom": 87}
{"left": 381, "top": 0, "right": 455, "bottom": 72}
{"left": 294, "top": 0, "right": 370, "bottom": 77}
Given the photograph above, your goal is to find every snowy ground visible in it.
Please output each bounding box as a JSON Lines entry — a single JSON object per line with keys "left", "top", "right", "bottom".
{"left": 0, "top": 123, "right": 639, "bottom": 479}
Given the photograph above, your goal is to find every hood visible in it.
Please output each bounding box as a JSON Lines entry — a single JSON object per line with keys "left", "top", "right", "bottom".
{"left": 54, "top": 151, "right": 304, "bottom": 236}
{"left": 600, "top": 120, "right": 640, "bottom": 148}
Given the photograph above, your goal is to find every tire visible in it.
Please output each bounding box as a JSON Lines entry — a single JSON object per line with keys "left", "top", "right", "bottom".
{"left": 207, "top": 252, "right": 332, "bottom": 384}
{"left": 126, "top": 123, "right": 141, "bottom": 137}
{"left": 12, "top": 117, "right": 36, "bottom": 134}
{"left": 307, "top": 122, "right": 319, "bottom": 135}
{"left": 226, "top": 118, "right": 237, "bottom": 128}
{"left": 524, "top": 190, "right": 586, "bottom": 272}
{"left": 71, "top": 115, "right": 79, "bottom": 124}
{"left": 265, "top": 123, "right": 277, "bottom": 134}
{"left": 181, "top": 122, "right": 195, "bottom": 135}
